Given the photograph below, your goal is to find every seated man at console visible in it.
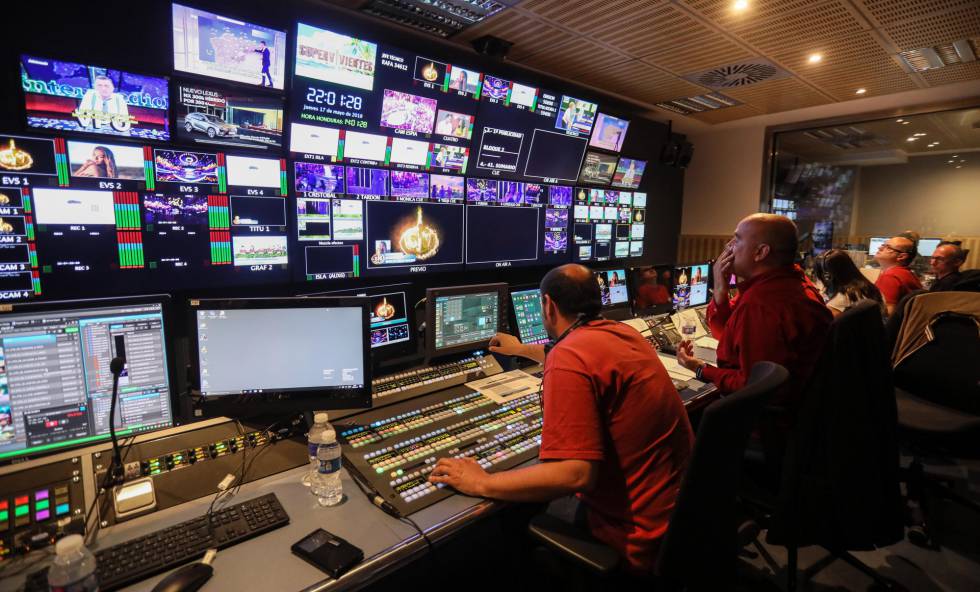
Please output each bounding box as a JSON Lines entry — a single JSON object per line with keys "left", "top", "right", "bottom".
{"left": 874, "top": 235, "right": 922, "bottom": 315}
{"left": 929, "top": 241, "right": 967, "bottom": 292}
{"left": 676, "top": 213, "right": 832, "bottom": 410}
{"left": 429, "top": 264, "right": 694, "bottom": 574}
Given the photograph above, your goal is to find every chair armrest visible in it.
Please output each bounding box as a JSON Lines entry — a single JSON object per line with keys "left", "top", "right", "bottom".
{"left": 527, "top": 513, "right": 620, "bottom": 574}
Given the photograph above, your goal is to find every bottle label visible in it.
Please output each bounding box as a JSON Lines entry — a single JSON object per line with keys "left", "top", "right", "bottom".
{"left": 318, "top": 457, "right": 341, "bottom": 474}
{"left": 308, "top": 443, "right": 318, "bottom": 458}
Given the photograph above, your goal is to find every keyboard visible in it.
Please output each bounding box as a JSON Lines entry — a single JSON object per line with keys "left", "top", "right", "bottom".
{"left": 26, "top": 493, "right": 288, "bottom": 592}
{"left": 372, "top": 354, "right": 503, "bottom": 402}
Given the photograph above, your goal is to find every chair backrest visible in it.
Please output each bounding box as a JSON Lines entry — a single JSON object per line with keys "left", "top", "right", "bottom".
{"left": 895, "top": 311, "right": 980, "bottom": 414}
{"left": 655, "top": 361, "right": 788, "bottom": 589}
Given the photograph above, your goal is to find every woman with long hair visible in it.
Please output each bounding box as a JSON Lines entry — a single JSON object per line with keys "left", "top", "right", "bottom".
{"left": 813, "top": 249, "right": 884, "bottom": 316}
{"left": 73, "top": 146, "right": 118, "bottom": 178}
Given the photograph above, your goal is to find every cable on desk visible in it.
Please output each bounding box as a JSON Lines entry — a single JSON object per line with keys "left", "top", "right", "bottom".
{"left": 347, "top": 462, "right": 435, "bottom": 554}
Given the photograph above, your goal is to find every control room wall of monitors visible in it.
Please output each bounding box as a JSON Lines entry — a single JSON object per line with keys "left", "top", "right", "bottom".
{"left": 189, "top": 297, "right": 371, "bottom": 414}
{"left": 0, "top": 296, "right": 174, "bottom": 464}
{"left": 1, "top": 3, "right": 666, "bottom": 306}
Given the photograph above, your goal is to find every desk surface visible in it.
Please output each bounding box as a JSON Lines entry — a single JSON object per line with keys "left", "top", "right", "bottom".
{"left": 3, "top": 353, "right": 717, "bottom": 592}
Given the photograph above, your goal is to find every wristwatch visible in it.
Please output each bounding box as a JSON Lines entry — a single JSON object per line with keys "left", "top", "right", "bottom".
{"left": 695, "top": 363, "right": 706, "bottom": 381}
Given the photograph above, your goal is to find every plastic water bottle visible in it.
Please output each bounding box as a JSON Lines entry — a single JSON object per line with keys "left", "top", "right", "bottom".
{"left": 311, "top": 417, "right": 343, "bottom": 507}
{"left": 47, "top": 534, "right": 98, "bottom": 592}
{"left": 303, "top": 412, "right": 330, "bottom": 487}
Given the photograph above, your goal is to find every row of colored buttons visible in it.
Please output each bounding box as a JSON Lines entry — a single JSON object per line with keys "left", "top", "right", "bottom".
{"left": 0, "top": 486, "right": 70, "bottom": 531}
{"left": 346, "top": 394, "right": 493, "bottom": 449}
{"left": 342, "top": 391, "right": 485, "bottom": 439}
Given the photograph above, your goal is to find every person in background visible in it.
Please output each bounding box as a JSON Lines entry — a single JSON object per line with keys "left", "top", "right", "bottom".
{"left": 874, "top": 236, "right": 922, "bottom": 315}
{"left": 814, "top": 249, "right": 883, "bottom": 316}
{"left": 430, "top": 264, "right": 693, "bottom": 575}
{"left": 676, "top": 213, "right": 832, "bottom": 410}
{"left": 72, "top": 146, "right": 118, "bottom": 178}
{"left": 929, "top": 242, "right": 967, "bottom": 292}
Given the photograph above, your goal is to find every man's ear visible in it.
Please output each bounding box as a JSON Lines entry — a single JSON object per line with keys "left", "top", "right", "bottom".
{"left": 755, "top": 243, "right": 771, "bottom": 262}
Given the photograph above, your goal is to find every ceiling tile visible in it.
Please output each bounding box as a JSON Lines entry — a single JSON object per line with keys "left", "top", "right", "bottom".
{"left": 735, "top": 1, "right": 868, "bottom": 56}
{"left": 919, "top": 60, "right": 980, "bottom": 87}
{"left": 453, "top": 11, "right": 572, "bottom": 61}
{"left": 882, "top": 4, "right": 980, "bottom": 50}
{"left": 855, "top": 0, "right": 980, "bottom": 27}
{"left": 610, "top": 63, "right": 711, "bottom": 103}
{"left": 687, "top": 103, "right": 764, "bottom": 124}
{"left": 639, "top": 27, "right": 756, "bottom": 75}
{"left": 590, "top": 4, "right": 710, "bottom": 58}
{"left": 724, "top": 77, "right": 833, "bottom": 113}
{"left": 521, "top": 0, "right": 670, "bottom": 35}
{"left": 682, "top": 0, "right": 831, "bottom": 31}
{"left": 518, "top": 38, "right": 631, "bottom": 77}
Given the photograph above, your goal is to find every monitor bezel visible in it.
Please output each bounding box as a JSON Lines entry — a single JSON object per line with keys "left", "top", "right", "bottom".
{"left": 0, "top": 294, "right": 177, "bottom": 466}
{"left": 425, "top": 283, "right": 508, "bottom": 360}
{"left": 187, "top": 296, "right": 372, "bottom": 417}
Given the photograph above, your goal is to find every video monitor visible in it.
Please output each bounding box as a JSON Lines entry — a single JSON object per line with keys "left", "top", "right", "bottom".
{"left": 446, "top": 66, "right": 482, "bottom": 98}
{"left": 524, "top": 129, "right": 588, "bottom": 182}
{"left": 589, "top": 113, "right": 629, "bottom": 152}
{"left": 368, "top": 291, "right": 412, "bottom": 349}
{"left": 389, "top": 137, "right": 430, "bottom": 167}
{"left": 511, "top": 288, "right": 549, "bottom": 345}
{"left": 21, "top": 55, "right": 169, "bottom": 141}
{"left": 632, "top": 192, "right": 647, "bottom": 207}
{"left": 0, "top": 296, "right": 173, "bottom": 463}
{"left": 917, "top": 238, "right": 941, "bottom": 258}
{"left": 176, "top": 84, "right": 284, "bottom": 150}
{"left": 189, "top": 297, "right": 371, "bottom": 415}
{"left": 435, "top": 109, "right": 475, "bottom": 140}
{"left": 295, "top": 162, "right": 343, "bottom": 195}
{"left": 597, "top": 269, "right": 629, "bottom": 309}
{"left": 631, "top": 265, "right": 673, "bottom": 312}
{"left": 430, "top": 175, "right": 465, "bottom": 201}
{"left": 172, "top": 3, "right": 288, "bottom": 89}
{"left": 674, "top": 263, "right": 710, "bottom": 308}
{"left": 426, "top": 283, "right": 507, "bottom": 359}
{"left": 141, "top": 192, "right": 210, "bottom": 271}
{"left": 0, "top": 134, "right": 59, "bottom": 178}
{"left": 226, "top": 155, "right": 282, "bottom": 190}
{"left": 555, "top": 95, "right": 598, "bottom": 136}
{"left": 465, "top": 201, "right": 540, "bottom": 269}
{"left": 475, "top": 126, "right": 524, "bottom": 174}
{"left": 346, "top": 166, "right": 388, "bottom": 196}
{"left": 344, "top": 131, "right": 389, "bottom": 165}
{"left": 295, "top": 23, "right": 377, "bottom": 91}
{"left": 380, "top": 90, "right": 437, "bottom": 134}
{"left": 289, "top": 123, "right": 340, "bottom": 160}
{"left": 67, "top": 140, "right": 146, "bottom": 181}
{"left": 578, "top": 151, "right": 618, "bottom": 185}
{"left": 154, "top": 150, "right": 219, "bottom": 185}
{"left": 867, "top": 237, "right": 887, "bottom": 256}
{"left": 390, "top": 171, "right": 429, "bottom": 198}
{"left": 364, "top": 200, "right": 465, "bottom": 275}
{"left": 430, "top": 144, "right": 469, "bottom": 173}
{"left": 510, "top": 83, "right": 538, "bottom": 109}
{"left": 611, "top": 157, "right": 647, "bottom": 189}
{"left": 466, "top": 178, "right": 499, "bottom": 202}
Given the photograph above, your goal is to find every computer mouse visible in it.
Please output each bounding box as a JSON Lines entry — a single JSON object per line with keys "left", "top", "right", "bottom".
{"left": 151, "top": 562, "right": 214, "bottom": 592}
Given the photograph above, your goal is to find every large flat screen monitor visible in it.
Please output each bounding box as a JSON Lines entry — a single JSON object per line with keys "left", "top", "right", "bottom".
{"left": 426, "top": 283, "right": 507, "bottom": 359}
{"left": 917, "top": 238, "right": 941, "bottom": 258}
{"left": 0, "top": 296, "right": 174, "bottom": 463}
{"left": 189, "top": 297, "right": 371, "bottom": 414}
{"left": 867, "top": 237, "right": 888, "bottom": 256}
{"left": 510, "top": 288, "right": 549, "bottom": 345}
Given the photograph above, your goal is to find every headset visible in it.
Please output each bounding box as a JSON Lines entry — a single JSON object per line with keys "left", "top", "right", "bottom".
{"left": 543, "top": 310, "right": 603, "bottom": 355}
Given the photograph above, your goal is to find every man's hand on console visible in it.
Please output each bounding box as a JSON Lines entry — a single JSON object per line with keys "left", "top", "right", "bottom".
{"left": 428, "top": 457, "right": 489, "bottom": 497}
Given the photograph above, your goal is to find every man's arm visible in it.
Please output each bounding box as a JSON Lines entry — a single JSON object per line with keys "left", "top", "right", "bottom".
{"left": 428, "top": 457, "right": 597, "bottom": 502}
{"left": 489, "top": 332, "right": 546, "bottom": 363}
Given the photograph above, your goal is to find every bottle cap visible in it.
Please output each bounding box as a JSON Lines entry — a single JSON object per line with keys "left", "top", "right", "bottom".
{"left": 55, "top": 534, "right": 85, "bottom": 556}
{"left": 314, "top": 412, "right": 329, "bottom": 423}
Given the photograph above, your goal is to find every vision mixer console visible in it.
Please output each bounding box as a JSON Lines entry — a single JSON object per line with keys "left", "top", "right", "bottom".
{"left": 337, "top": 385, "right": 543, "bottom": 516}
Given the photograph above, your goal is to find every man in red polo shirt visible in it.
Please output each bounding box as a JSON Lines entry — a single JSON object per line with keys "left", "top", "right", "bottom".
{"left": 874, "top": 235, "right": 922, "bottom": 315}
{"left": 429, "top": 264, "right": 693, "bottom": 574}
{"left": 676, "top": 214, "right": 832, "bottom": 409}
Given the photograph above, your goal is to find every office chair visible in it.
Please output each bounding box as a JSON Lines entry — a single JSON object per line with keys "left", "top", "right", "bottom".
{"left": 527, "top": 361, "right": 788, "bottom": 591}
{"left": 892, "top": 298, "right": 980, "bottom": 547}
{"left": 764, "top": 300, "right": 904, "bottom": 591}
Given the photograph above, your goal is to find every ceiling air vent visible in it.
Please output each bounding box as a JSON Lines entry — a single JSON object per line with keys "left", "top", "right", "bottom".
{"left": 682, "top": 58, "right": 792, "bottom": 90}
{"left": 655, "top": 92, "right": 741, "bottom": 116}
{"left": 899, "top": 38, "right": 978, "bottom": 72}
{"left": 359, "top": 0, "right": 513, "bottom": 38}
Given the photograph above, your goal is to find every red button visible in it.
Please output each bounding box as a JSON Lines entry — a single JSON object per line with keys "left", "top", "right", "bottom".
{"left": 14, "top": 496, "right": 28, "bottom": 506}
{"left": 0, "top": 501, "right": 7, "bottom": 510}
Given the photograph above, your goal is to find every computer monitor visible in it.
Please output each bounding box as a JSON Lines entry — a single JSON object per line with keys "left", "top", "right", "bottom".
{"left": 868, "top": 237, "right": 888, "bottom": 256}
{"left": 0, "top": 296, "right": 174, "bottom": 463}
{"left": 189, "top": 297, "right": 371, "bottom": 415}
{"left": 510, "top": 288, "right": 550, "bottom": 345}
{"left": 426, "top": 283, "right": 507, "bottom": 359}
{"left": 596, "top": 268, "right": 629, "bottom": 309}
{"left": 673, "top": 262, "right": 711, "bottom": 308}
{"left": 916, "top": 238, "right": 941, "bottom": 258}
{"left": 630, "top": 265, "right": 673, "bottom": 314}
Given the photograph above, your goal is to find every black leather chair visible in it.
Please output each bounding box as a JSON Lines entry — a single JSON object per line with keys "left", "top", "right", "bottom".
{"left": 527, "top": 361, "right": 788, "bottom": 591}
{"left": 892, "top": 302, "right": 980, "bottom": 547}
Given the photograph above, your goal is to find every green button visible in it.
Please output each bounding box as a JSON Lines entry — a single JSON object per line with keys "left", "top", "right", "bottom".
{"left": 35, "top": 500, "right": 49, "bottom": 511}
{"left": 0, "top": 510, "right": 8, "bottom": 521}
{"left": 14, "top": 506, "right": 29, "bottom": 518}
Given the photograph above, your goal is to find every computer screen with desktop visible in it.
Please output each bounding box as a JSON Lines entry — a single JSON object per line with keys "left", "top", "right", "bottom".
{"left": 0, "top": 296, "right": 174, "bottom": 463}
{"left": 426, "top": 283, "right": 507, "bottom": 359}
{"left": 189, "top": 297, "right": 371, "bottom": 414}
{"left": 510, "top": 288, "right": 549, "bottom": 345}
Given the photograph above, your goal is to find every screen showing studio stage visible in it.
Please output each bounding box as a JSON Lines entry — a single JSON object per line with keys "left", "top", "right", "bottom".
{"left": 674, "top": 264, "right": 709, "bottom": 308}
{"left": 597, "top": 269, "right": 628, "bottom": 307}
{"left": 433, "top": 291, "right": 499, "bottom": 351}
{"left": 196, "top": 307, "right": 365, "bottom": 396}
{"left": 511, "top": 289, "right": 549, "bottom": 345}
{"left": 369, "top": 291, "right": 410, "bottom": 349}
{"left": 21, "top": 55, "right": 170, "bottom": 141}
{"left": 0, "top": 303, "right": 172, "bottom": 461}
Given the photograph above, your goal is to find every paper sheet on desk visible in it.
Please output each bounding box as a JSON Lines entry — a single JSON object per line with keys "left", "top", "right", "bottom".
{"left": 658, "top": 353, "right": 696, "bottom": 381}
{"left": 620, "top": 317, "right": 652, "bottom": 336}
{"left": 466, "top": 370, "right": 542, "bottom": 405}
{"left": 695, "top": 336, "right": 718, "bottom": 349}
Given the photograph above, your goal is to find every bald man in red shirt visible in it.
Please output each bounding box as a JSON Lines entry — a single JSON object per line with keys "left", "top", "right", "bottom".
{"left": 873, "top": 235, "right": 922, "bottom": 315}
{"left": 676, "top": 214, "right": 832, "bottom": 409}
{"left": 429, "top": 264, "right": 693, "bottom": 574}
